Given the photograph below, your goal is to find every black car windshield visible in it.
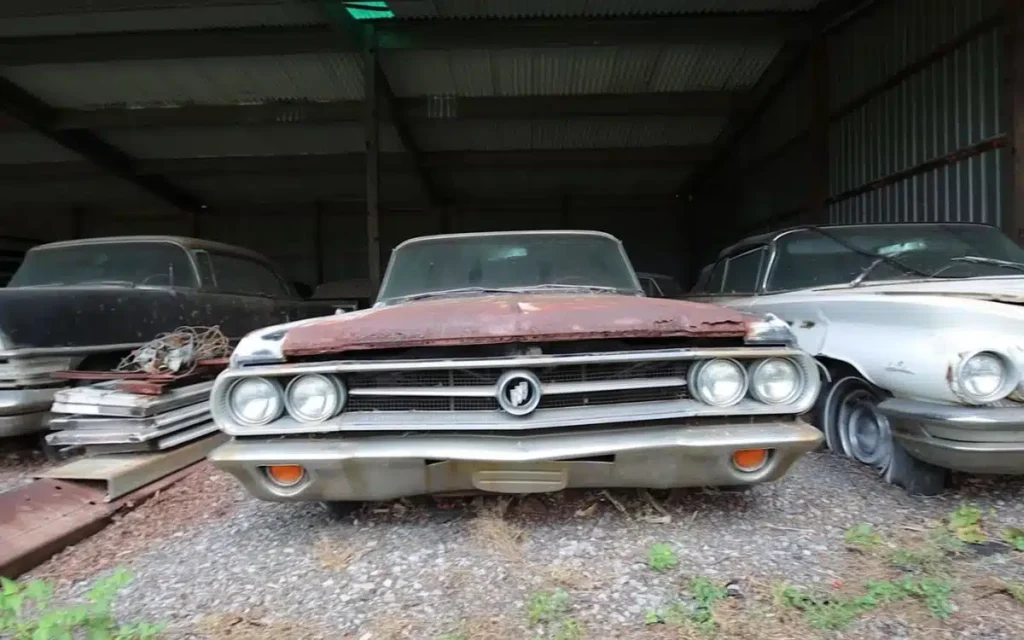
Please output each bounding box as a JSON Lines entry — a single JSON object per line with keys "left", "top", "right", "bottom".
{"left": 8, "top": 242, "right": 197, "bottom": 288}
{"left": 377, "top": 233, "right": 641, "bottom": 302}
{"left": 768, "top": 224, "right": 1024, "bottom": 291}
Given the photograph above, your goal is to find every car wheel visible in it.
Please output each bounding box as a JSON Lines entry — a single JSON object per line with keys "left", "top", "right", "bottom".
{"left": 321, "top": 501, "right": 361, "bottom": 519}
{"left": 822, "top": 375, "right": 947, "bottom": 495}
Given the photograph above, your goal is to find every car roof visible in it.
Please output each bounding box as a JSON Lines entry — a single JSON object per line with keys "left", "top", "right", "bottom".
{"left": 715, "top": 221, "right": 998, "bottom": 260}
{"left": 32, "top": 235, "right": 274, "bottom": 264}
{"left": 392, "top": 229, "right": 623, "bottom": 252}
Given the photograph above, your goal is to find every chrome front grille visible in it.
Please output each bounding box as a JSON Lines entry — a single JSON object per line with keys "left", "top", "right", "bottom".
{"left": 211, "top": 346, "right": 822, "bottom": 436}
{"left": 345, "top": 361, "right": 689, "bottom": 412}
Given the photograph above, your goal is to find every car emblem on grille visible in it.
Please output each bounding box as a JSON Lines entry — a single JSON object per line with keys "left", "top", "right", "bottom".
{"left": 496, "top": 370, "right": 542, "bottom": 416}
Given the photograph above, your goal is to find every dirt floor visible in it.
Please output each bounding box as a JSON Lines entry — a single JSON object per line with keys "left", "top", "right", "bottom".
{"left": 10, "top": 452, "right": 1024, "bottom": 639}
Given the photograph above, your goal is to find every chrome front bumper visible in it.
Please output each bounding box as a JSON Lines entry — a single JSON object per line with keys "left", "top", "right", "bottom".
{"left": 0, "top": 388, "right": 60, "bottom": 437}
{"left": 209, "top": 420, "right": 823, "bottom": 502}
{"left": 879, "top": 399, "right": 1024, "bottom": 474}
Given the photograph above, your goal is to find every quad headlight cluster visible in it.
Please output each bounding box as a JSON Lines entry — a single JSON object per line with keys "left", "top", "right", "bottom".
{"left": 228, "top": 374, "right": 347, "bottom": 426}
{"left": 688, "top": 357, "right": 806, "bottom": 408}
{"left": 955, "top": 351, "right": 1019, "bottom": 405}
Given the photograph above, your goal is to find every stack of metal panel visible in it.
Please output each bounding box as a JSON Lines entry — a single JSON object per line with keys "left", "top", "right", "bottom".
{"left": 45, "top": 380, "right": 216, "bottom": 454}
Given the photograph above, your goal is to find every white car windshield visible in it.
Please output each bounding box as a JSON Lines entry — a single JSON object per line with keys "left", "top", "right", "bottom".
{"left": 768, "top": 224, "right": 1024, "bottom": 291}
{"left": 377, "top": 233, "right": 641, "bottom": 302}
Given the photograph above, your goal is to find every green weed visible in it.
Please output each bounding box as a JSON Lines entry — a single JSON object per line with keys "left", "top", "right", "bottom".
{"left": 645, "top": 576, "right": 728, "bottom": 635}
{"left": 1003, "top": 527, "right": 1024, "bottom": 552}
{"left": 526, "top": 589, "right": 583, "bottom": 639}
{"left": 948, "top": 504, "right": 986, "bottom": 544}
{"left": 647, "top": 543, "right": 678, "bottom": 572}
{"left": 844, "top": 523, "right": 882, "bottom": 550}
{"left": 775, "top": 577, "right": 954, "bottom": 630}
{"left": 0, "top": 569, "right": 163, "bottom": 640}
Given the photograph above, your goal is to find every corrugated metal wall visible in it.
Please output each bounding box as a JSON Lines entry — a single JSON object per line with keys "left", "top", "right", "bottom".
{"left": 829, "top": 0, "right": 1004, "bottom": 225}
{"left": 702, "top": 0, "right": 1006, "bottom": 237}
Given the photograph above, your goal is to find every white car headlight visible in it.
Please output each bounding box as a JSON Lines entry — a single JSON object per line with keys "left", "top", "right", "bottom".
{"left": 285, "top": 374, "right": 345, "bottom": 423}
{"left": 749, "top": 358, "right": 803, "bottom": 405}
{"left": 228, "top": 377, "right": 284, "bottom": 425}
{"left": 690, "top": 358, "right": 748, "bottom": 407}
{"left": 957, "top": 351, "right": 1015, "bottom": 403}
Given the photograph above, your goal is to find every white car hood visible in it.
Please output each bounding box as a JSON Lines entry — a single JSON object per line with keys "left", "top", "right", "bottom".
{"left": 799, "top": 276, "right": 1024, "bottom": 303}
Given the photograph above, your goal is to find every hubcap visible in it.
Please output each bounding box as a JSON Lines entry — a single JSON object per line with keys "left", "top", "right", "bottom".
{"left": 834, "top": 383, "right": 892, "bottom": 470}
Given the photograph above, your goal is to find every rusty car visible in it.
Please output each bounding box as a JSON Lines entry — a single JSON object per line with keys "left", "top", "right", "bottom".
{"left": 0, "top": 235, "right": 337, "bottom": 439}
{"left": 691, "top": 222, "right": 1024, "bottom": 495}
{"left": 208, "top": 230, "right": 823, "bottom": 514}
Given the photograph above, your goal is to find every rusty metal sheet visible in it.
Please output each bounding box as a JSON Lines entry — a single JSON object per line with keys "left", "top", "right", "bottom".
{"left": 282, "top": 294, "right": 750, "bottom": 357}
{"left": 0, "top": 479, "right": 111, "bottom": 578}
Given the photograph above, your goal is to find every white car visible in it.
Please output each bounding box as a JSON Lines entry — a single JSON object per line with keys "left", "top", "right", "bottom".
{"left": 691, "top": 222, "right": 1024, "bottom": 495}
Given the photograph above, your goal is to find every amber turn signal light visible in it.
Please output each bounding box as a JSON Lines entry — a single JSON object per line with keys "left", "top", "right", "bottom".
{"left": 731, "top": 449, "right": 769, "bottom": 472}
{"left": 265, "top": 464, "right": 306, "bottom": 487}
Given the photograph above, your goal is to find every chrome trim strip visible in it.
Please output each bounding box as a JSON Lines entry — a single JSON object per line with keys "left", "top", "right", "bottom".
{"left": 347, "top": 377, "right": 686, "bottom": 399}
{"left": 229, "top": 347, "right": 806, "bottom": 377}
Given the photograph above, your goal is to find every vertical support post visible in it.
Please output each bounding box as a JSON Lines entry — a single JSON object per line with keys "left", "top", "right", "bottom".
{"left": 364, "top": 24, "right": 382, "bottom": 288}
{"left": 806, "top": 35, "right": 830, "bottom": 224}
{"left": 314, "top": 201, "right": 325, "bottom": 286}
{"left": 1006, "top": 0, "right": 1024, "bottom": 244}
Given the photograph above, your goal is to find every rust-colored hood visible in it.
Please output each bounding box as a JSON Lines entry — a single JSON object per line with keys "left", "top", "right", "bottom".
{"left": 281, "top": 294, "right": 752, "bottom": 357}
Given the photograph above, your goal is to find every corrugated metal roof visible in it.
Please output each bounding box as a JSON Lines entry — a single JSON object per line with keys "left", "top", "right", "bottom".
{"left": 0, "top": 132, "right": 81, "bottom": 164}
{"left": 389, "top": 0, "right": 822, "bottom": 19}
{"left": 0, "top": 3, "right": 323, "bottom": 37}
{"left": 99, "top": 124, "right": 403, "bottom": 159}
{"left": 383, "top": 44, "right": 780, "bottom": 96}
{"left": 415, "top": 117, "right": 726, "bottom": 151}
{"left": 1, "top": 53, "right": 364, "bottom": 109}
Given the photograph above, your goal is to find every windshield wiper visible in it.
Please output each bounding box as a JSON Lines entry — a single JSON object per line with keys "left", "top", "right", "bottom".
{"left": 392, "top": 286, "right": 521, "bottom": 302}
{"left": 510, "top": 283, "right": 630, "bottom": 294}
{"left": 849, "top": 250, "right": 915, "bottom": 287}
{"left": 930, "top": 255, "right": 1024, "bottom": 277}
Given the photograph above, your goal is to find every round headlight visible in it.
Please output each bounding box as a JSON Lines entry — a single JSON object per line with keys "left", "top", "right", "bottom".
{"left": 691, "top": 358, "right": 747, "bottom": 407}
{"left": 229, "top": 377, "right": 283, "bottom": 425}
{"left": 957, "top": 352, "right": 1014, "bottom": 403}
{"left": 285, "top": 374, "right": 345, "bottom": 423}
{"left": 749, "top": 358, "right": 803, "bottom": 405}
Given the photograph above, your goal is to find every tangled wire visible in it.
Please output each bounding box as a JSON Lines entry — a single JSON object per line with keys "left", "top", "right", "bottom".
{"left": 116, "top": 326, "right": 232, "bottom": 376}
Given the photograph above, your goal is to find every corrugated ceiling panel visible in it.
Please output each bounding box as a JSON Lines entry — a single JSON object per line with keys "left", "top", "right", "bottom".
{"left": 415, "top": 117, "right": 726, "bottom": 151}
{"left": 383, "top": 45, "right": 776, "bottom": 97}
{"left": 0, "top": 132, "right": 81, "bottom": 163}
{"left": 650, "top": 43, "right": 780, "bottom": 91}
{"left": 0, "top": 3, "right": 323, "bottom": 37}
{"left": 1, "top": 54, "right": 364, "bottom": 109}
{"left": 99, "top": 124, "right": 403, "bottom": 158}
{"left": 391, "top": 0, "right": 821, "bottom": 19}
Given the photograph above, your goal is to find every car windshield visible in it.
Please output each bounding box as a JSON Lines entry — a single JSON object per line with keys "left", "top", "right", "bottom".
{"left": 767, "top": 225, "right": 1024, "bottom": 291}
{"left": 8, "top": 242, "right": 197, "bottom": 288}
{"left": 377, "top": 233, "right": 641, "bottom": 302}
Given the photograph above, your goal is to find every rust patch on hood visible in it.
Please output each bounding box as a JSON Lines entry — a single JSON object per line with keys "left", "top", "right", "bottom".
{"left": 281, "top": 294, "right": 752, "bottom": 357}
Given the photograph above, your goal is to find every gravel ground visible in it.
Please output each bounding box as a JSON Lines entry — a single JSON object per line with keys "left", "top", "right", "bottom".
{"left": 23, "top": 453, "right": 1024, "bottom": 640}
{"left": 0, "top": 436, "right": 52, "bottom": 493}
